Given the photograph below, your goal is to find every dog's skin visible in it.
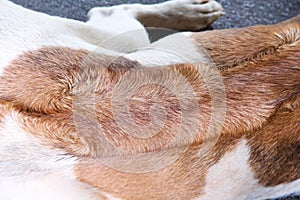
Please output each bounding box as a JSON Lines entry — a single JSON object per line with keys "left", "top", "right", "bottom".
{"left": 0, "top": 0, "right": 299, "bottom": 199}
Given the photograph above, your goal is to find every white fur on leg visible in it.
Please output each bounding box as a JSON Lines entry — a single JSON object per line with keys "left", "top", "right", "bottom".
{"left": 87, "top": 6, "right": 150, "bottom": 52}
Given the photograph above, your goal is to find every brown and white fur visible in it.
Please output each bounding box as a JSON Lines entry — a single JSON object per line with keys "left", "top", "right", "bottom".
{"left": 0, "top": 0, "right": 299, "bottom": 199}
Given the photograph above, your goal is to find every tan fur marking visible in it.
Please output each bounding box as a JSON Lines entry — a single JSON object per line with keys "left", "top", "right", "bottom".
{"left": 0, "top": 47, "right": 211, "bottom": 157}
{"left": 0, "top": 47, "right": 138, "bottom": 156}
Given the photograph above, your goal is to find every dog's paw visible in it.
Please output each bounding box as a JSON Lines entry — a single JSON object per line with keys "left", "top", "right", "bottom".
{"left": 159, "top": 0, "right": 224, "bottom": 30}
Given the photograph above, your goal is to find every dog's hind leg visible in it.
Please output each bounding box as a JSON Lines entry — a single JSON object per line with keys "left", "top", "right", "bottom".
{"left": 86, "top": 0, "right": 224, "bottom": 53}
{"left": 86, "top": 5, "right": 151, "bottom": 53}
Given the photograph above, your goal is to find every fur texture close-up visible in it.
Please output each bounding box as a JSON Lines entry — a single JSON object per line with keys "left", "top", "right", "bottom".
{"left": 1, "top": 0, "right": 300, "bottom": 200}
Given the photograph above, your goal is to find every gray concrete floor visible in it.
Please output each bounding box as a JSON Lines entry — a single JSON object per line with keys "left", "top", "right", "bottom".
{"left": 9, "top": 1, "right": 300, "bottom": 199}
{"left": 11, "top": 0, "right": 300, "bottom": 29}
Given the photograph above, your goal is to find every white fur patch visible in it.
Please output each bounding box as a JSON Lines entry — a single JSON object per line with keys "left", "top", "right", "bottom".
{"left": 126, "top": 32, "right": 210, "bottom": 67}
{"left": 0, "top": 112, "right": 97, "bottom": 200}
{"left": 100, "top": 192, "right": 122, "bottom": 200}
{"left": 199, "top": 139, "right": 300, "bottom": 200}
{"left": 0, "top": 176, "right": 99, "bottom": 200}
{"left": 201, "top": 139, "right": 259, "bottom": 200}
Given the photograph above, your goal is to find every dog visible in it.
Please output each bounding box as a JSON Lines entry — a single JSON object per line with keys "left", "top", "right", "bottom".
{"left": 0, "top": 0, "right": 299, "bottom": 199}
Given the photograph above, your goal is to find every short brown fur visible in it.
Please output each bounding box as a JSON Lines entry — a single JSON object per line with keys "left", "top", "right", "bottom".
{"left": 0, "top": 14, "right": 299, "bottom": 200}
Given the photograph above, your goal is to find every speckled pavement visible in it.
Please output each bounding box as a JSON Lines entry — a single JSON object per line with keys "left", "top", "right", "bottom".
{"left": 9, "top": 0, "right": 300, "bottom": 199}
{"left": 10, "top": 0, "right": 300, "bottom": 29}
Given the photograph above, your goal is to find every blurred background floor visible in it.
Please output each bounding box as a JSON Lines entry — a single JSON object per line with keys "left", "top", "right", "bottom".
{"left": 9, "top": 0, "right": 300, "bottom": 200}
{"left": 10, "top": 0, "right": 300, "bottom": 29}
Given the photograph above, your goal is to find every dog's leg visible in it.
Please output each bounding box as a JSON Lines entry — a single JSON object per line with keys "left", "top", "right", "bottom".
{"left": 0, "top": 0, "right": 152, "bottom": 72}
{"left": 86, "top": 5, "right": 151, "bottom": 53}
{"left": 89, "top": 0, "right": 224, "bottom": 31}
{"left": 0, "top": 1, "right": 126, "bottom": 72}
{"left": 85, "top": 0, "right": 223, "bottom": 52}
{"left": 1, "top": 0, "right": 223, "bottom": 71}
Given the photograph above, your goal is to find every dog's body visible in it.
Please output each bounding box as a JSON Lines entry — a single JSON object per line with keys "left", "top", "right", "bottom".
{"left": 0, "top": 0, "right": 299, "bottom": 199}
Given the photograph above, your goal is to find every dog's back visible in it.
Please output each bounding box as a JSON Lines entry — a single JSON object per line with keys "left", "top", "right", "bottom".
{"left": 0, "top": 1, "right": 299, "bottom": 199}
